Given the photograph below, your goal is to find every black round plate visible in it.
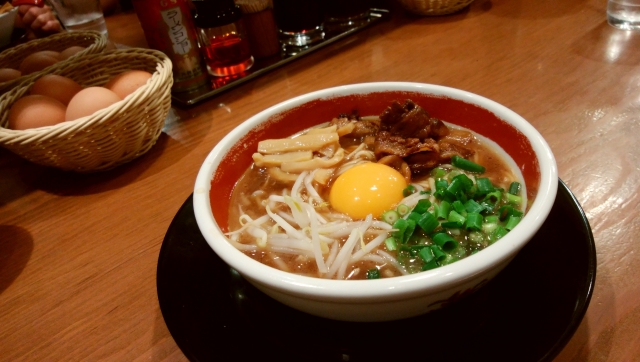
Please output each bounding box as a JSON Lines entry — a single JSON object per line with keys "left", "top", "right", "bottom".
{"left": 157, "top": 179, "right": 596, "bottom": 362}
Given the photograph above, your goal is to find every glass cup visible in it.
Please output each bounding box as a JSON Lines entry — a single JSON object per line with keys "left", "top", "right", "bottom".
{"left": 607, "top": 0, "right": 640, "bottom": 30}
{"left": 48, "top": 0, "right": 108, "bottom": 37}
{"left": 325, "top": 0, "right": 371, "bottom": 33}
{"left": 272, "top": 0, "right": 324, "bottom": 48}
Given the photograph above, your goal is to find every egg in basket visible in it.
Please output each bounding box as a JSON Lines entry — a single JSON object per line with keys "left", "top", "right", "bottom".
{"left": 0, "top": 48, "right": 173, "bottom": 172}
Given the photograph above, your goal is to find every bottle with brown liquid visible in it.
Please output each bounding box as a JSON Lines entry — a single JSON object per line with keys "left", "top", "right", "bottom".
{"left": 191, "top": 0, "right": 254, "bottom": 77}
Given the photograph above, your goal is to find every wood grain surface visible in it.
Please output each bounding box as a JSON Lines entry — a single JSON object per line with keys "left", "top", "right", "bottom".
{"left": 1, "top": 0, "right": 639, "bottom": 360}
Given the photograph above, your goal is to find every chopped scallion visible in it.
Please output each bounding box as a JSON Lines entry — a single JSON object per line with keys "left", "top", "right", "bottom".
{"left": 482, "top": 222, "right": 498, "bottom": 234}
{"left": 498, "top": 205, "right": 523, "bottom": 221}
{"left": 465, "top": 212, "right": 483, "bottom": 231}
{"left": 366, "top": 268, "right": 381, "bottom": 279}
{"left": 430, "top": 244, "right": 448, "bottom": 261}
{"left": 505, "top": 215, "right": 521, "bottom": 230}
{"left": 452, "top": 200, "right": 466, "bottom": 214}
{"left": 508, "top": 182, "right": 521, "bottom": 195}
{"left": 418, "top": 246, "right": 434, "bottom": 263}
{"left": 421, "top": 259, "right": 439, "bottom": 271}
{"left": 431, "top": 167, "right": 446, "bottom": 178}
{"left": 384, "top": 237, "right": 397, "bottom": 251}
{"left": 382, "top": 210, "right": 400, "bottom": 225}
{"left": 490, "top": 226, "right": 508, "bottom": 243}
{"left": 484, "top": 215, "right": 499, "bottom": 223}
{"left": 475, "top": 178, "right": 494, "bottom": 195}
{"left": 432, "top": 232, "right": 458, "bottom": 252}
{"left": 436, "top": 200, "right": 451, "bottom": 220}
{"left": 451, "top": 155, "right": 486, "bottom": 173}
{"left": 408, "top": 212, "right": 422, "bottom": 223}
{"left": 417, "top": 212, "right": 439, "bottom": 234}
{"left": 506, "top": 193, "right": 522, "bottom": 206}
{"left": 396, "top": 204, "right": 411, "bottom": 217}
{"left": 464, "top": 199, "right": 484, "bottom": 214}
{"left": 392, "top": 218, "right": 408, "bottom": 241}
{"left": 403, "top": 184, "right": 417, "bottom": 197}
{"left": 413, "top": 199, "right": 431, "bottom": 214}
{"left": 404, "top": 219, "right": 416, "bottom": 243}
{"left": 484, "top": 190, "right": 502, "bottom": 205}
{"left": 441, "top": 221, "right": 463, "bottom": 229}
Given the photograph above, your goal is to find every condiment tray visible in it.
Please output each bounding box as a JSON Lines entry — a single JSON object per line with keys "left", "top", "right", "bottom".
{"left": 170, "top": 8, "right": 391, "bottom": 107}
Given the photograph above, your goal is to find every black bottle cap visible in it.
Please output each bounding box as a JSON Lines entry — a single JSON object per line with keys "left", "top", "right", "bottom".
{"left": 192, "top": 0, "right": 242, "bottom": 28}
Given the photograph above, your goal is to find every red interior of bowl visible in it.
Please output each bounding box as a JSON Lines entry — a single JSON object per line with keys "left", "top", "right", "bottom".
{"left": 210, "top": 91, "right": 540, "bottom": 232}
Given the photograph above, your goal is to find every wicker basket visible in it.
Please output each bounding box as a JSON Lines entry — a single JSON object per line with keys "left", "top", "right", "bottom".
{"left": 0, "top": 48, "right": 173, "bottom": 172}
{"left": 396, "top": 0, "right": 475, "bottom": 15}
{"left": 0, "top": 30, "right": 107, "bottom": 95}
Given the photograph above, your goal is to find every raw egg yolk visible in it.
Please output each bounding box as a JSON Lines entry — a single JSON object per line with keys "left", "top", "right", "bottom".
{"left": 329, "top": 162, "right": 407, "bottom": 220}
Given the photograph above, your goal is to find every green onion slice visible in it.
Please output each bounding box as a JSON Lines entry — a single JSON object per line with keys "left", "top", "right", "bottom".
{"left": 475, "top": 178, "right": 494, "bottom": 195}
{"left": 508, "top": 182, "right": 521, "bottom": 195}
{"left": 505, "top": 215, "right": 521, "bottom": 230}
{"left": 465, "top": 212, "right": 483, "bottom": 231}
{"left": 392, "top": 218, "right": 408, "bottom": 241}
{"left": 417, "top": 212, "right": 439, "bottom": 234}
{"left": 366, "top": 268, "right": 381, "bottom": 279}
{"left": 396, "top": 204, "right": 411, "bottom": 217}
{"left": 430, "top": 244, "right": 448, "bottom": 261}
{"left": 451, "top": 155, "right": 486, "bottom": 173}
{"left": 403, "top": 184, "right": 417, "bottom": 197}
{"left": 382, "top": 210, "right": 400, "bottom": 225}
{"left": 384, "top": 237, "right": 397, "bottom": 251}
{"left": 432, "top": 232, "right": 458, "bottom": 252}
{"left": 413, "top": 199, "right": 431, "bottom": 214}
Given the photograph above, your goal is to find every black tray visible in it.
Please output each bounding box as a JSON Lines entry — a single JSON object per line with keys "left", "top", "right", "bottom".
{"left": 157, "top": 179, "right": 596, "bottom": 362}
{"left": 170, "top": 8, "right": 391, "bottom": 107}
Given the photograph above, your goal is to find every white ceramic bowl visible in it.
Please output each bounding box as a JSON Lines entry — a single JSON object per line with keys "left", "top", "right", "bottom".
{"left": 193, "top": 82, "right": 557, "bottom": 322}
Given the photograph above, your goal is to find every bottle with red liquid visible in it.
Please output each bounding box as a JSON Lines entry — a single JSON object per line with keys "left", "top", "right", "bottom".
{"left": 191, "top": 0, "right": 254, "bottom": 77}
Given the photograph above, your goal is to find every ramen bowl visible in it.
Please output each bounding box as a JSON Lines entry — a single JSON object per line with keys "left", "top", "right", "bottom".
{"left": 193, "top": 82, "right": 557, "bottom": 322}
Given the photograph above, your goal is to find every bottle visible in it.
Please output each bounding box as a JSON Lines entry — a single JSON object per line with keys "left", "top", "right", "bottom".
{"left": 191, "top": 0, "right": 254, "bottom": 77}
{"left": 132, "top": 0, "right": 208, "bottom": 93}
{"left": 235, "top": 0, "right": 279, "bottom": 59}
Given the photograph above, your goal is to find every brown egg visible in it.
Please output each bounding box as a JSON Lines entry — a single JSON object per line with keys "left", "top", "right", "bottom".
{"left": 66, "top": 87, "right": 121, "bottom": 121}
{"left": 0, "top": 68, "right": 21, "bottom": 83}
{"left": 36, "top": 50, "right": 62, "bottom": 60}
{"left": 104, "top": 70, "right": 153, "bottom": 99}
{"left": 31, "top": 75, "right": 84, "bottom": 106}
{"left": 59, "top": 46, "right": 85, "bottom": 60}
{"left": 19, "top": 52, "right": 60, "bottom": 75}
{"left": 8, "top": 95, "right": 66, "bottom": 130}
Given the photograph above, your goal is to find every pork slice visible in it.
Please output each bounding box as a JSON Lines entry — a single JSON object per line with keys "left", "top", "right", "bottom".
{"left": 380, "top": 100, "right": 450, "bottom": 140}
{"left": 329, "top": 117, "right": 380, "bottom": 138}
{"left": 379, "top": 100, "right": 406, "bottom": 128}
{"left": 374, "top": 132, "right": 439, "bottom": 158}
{"left": 437, "top": 129, "right": 475, "bottom": 160}
{"left": 405, "top": 152, "right": 442, "bottom": 174}
{"left": 352, "top": 118, "right": 380, "bottom": 138}
{"left": 374, "top": 131, "right": 409, "bottom": 157}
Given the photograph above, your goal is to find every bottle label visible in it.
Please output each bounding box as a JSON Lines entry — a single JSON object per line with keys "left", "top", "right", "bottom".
{"left": 161, "top": 8, "right": 193, "bottom": 55}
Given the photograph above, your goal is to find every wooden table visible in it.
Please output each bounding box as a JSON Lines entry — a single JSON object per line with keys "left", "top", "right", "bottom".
{"left": 1, "top": 0, "right": 638, "bottom": 360}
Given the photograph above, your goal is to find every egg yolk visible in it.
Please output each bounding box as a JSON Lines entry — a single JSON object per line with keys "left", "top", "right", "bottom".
{"left": 329, "top": 163, "right": 408, "bottom": 220}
